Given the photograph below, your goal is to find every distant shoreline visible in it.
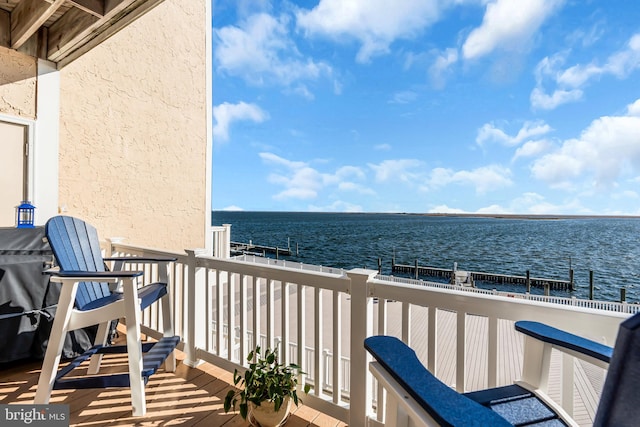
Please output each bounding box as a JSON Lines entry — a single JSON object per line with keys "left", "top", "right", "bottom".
{"left": 406, "top": 213, "right": 640, "bottom": 220}
{"left": 214, "top": 210, "right": 640, "bottom": 220}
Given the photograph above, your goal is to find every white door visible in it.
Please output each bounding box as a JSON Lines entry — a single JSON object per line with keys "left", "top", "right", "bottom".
{"left": 0, "top": 120, "right": 27, "bottom": 227}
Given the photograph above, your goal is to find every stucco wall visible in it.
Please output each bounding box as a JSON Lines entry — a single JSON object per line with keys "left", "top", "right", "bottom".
{"left": 58, "top": 0, "right": 209, "bottom": 252}
{"left": 0, "top": 47, "right": 37, "bottom": 119}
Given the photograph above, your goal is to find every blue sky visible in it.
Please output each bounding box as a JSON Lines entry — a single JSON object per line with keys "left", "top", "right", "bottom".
{"left": 212, "top": 0, "right": 640, "bottom": 215}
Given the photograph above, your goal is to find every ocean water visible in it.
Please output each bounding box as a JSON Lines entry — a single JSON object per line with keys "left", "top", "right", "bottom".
{"left": 212, "top": 211, "right": 640, "bottom": 303}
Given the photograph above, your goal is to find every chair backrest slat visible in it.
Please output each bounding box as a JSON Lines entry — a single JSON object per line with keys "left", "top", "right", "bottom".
{"left": 593, "top": 312, "right": 640, "bottom": 426}
{"left": 46, "top": 216, "right": 111, "bottom": 311}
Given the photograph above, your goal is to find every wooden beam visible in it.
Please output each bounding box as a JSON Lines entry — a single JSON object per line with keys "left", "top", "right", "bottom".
{"left": 47, "top": 7, "right": 98, "bottom": 61}
{"left": 0, "top": 9, "right": 9, "bottom": 48}
{"left": 104, "top": 0, "right": 127, "bottom": 14}
{"left": 56, "top": 0, "right": 164, "bottom": 68}
{"left": 10, "top": 0, "right": 65, "bottom": 49}
{"left": 47, "top": 0, "right": 143, "bottom": 62}
{"left": 66, "top": 0, "right": 104, "bottom": 18}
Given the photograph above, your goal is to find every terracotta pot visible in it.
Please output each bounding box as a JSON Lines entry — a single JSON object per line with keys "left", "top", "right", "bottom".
{"left": 249, "top": 396, "right": 291, "bottom": 427}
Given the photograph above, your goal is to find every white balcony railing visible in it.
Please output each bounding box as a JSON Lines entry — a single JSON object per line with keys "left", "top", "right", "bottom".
{"left": 106, "top": 241, "right": 633, "bottom": 427}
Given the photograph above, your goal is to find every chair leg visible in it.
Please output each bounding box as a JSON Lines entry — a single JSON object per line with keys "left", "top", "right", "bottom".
{"left": 385, "top": 391, "right": 409, "bottom": 427}
{"left": 123, "top": 279, "right": 146, "bottom": 416}
{"left": 521, "top": 335, "right": 552, "bottom": 392}
{"left": 87, "top": 321, "right": 112, "bottom": 375}
{"left": 161, "top": 293, "right": 176, "bottom": 372}
{"left": 34, "top": 282, "right": 79, "bottom": 404}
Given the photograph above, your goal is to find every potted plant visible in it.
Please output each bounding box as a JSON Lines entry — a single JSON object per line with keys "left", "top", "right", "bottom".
{"left": 224, "top": 346, "right": 311, "bottom": 427}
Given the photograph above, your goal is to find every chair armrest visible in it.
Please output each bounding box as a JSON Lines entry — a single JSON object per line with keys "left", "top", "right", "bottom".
{"left": 44, "top": 269, "right": 144, "bottom": 279}
{"left": 104, "top": 256, "right": 177, "bottom": 263}
{"left": 365, "top": 336, "right": 512, "bottom": 426}
{"left": 515, "top": 321, "right": 613, "bottom": 363}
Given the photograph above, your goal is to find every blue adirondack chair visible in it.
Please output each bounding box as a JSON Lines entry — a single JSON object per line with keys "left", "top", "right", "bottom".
{"left": 34, "top": 216, "right": 180, "bottom": 416}
{"left": 365, "top": 311, "right": 640, "bottom": 426}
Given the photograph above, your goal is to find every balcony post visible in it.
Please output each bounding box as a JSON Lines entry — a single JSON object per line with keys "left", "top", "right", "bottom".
{"left": 184, "top": 249, "right": 207, "bottom": 367}
{"left": 347, "top": 268, "right": 377, "bottom": 427}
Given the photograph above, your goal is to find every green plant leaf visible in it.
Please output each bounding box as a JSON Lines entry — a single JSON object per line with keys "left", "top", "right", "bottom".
{"left": 239, "top": 402, "right": 248, "bottom": 420}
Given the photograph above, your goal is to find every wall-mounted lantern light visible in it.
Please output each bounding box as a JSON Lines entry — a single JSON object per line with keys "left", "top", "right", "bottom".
{"left": 16, "top": 201, "right": 35, "bottom": 228}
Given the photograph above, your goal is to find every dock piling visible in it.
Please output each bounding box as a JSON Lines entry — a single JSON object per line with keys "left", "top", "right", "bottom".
{"left": 526, "top": 270, "right": 530, "bottom": 293}
{"left": 589, "top": 270, "right": 594, "bottom": 300}
{"left": 569, "top": 269, "right": 575, "bottom": 291}
{"left": 391, "top": 260, "right": 571, "bottom": 290}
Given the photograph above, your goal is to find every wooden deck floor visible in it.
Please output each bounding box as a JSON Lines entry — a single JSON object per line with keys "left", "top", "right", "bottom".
{"left": 0, "top": 342, "right": 345, "bottom": 427}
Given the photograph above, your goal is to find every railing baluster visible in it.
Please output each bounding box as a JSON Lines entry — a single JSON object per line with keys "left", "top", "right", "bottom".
{"left": 456, "top": 310, "right": 466, "bottom": 392}
{"left": 428, "top": 306, "right": 437, "bottom": 373}
{"left": 314, "top": 287, "right": 323, "bottom": 397}
{"left": 227, "top": 272, "right": 235, "bottom": 361}
{"left": 377, "top": 298, "right": 387, "bottom": 335}
{"left": 562, "top": 352, "right": 574, "bottom": 416}
{"left": 488, "top": 315, "right": 498, "bottom": 388}
{"left": 239, "top": 274, "right": 248, "bottom": 363}
{"left": 333, "top": 290, "right": 341, "bottom": 403}
{"left": 267, "top": 278, "right": 275, "bottom": 349}
{"left": 402, "top": 301, "right": 411, "bottom": 345}
{"left": 205, "top": 269, "right": 212, "bottom": 353}
{"left": 297, "top": 284, "right": 306, "bottom": 386}
{"left": 216, "top": 269, "right": 224, "bottom": 356}
{"left": 376, "top": 298, "right": 387, "bottom": 422}
{"left": 282, "top": 281, "right": 290, "bottom": 365}
{"left": 253, "top": 277, "right": 261, "bottom": 355}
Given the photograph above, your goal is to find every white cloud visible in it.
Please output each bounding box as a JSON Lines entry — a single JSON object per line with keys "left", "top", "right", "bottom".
{"left": 374, "top": 143, "right": 392, "bottom": 151}
{"left": 428, "top": 205, "right": 467, "bottom": 214}
{"left": 429, "top": 48, "right": 458, "bottom": 88}
{"left": 462, "top": 0, "right": 564, "bottom": 60}
{"left": 337, "top": 182, "right": 376, "bottom": 195}
{"left": 427, "top": 165, "right": 512, "bottom": 194}
{"left": 259, "top": 152, "right": 369, "bottom": 200}
{"left": 368, "top": 159, "right": 424, "bottom": 183}
{"left": 215, "top": 13, "right": 332, "bottom": 89}
{"left": 476, "top": 204, "right": 509, "bottom": 214}
{"left": 530, "top": 87, "right": 583, "bottom": 110}
{"left": 512, "top": 139, "right": 552, "bottom": 161}
{"left": 612, "top": 190, "right": 639, "bottom": 200}
{"left": 296, "top": 0, "right": 441, "bottom": 63}
{"left": 531, "top": 100, "right": 640, "bottom": 189}
{"left": 308, "top": 200, "right": 364, "bottom": 212}
{"left": 531, "top": 33, "right": 640, "bottom": 110}
{"left": 389, "top": 90, "right": 418, "bottom": 104}
{"left": 336, "top": 165, "right": 367, "bottom": 181}
{"left": 213, "top": 102, "right": 268, "bottom": 142}
{"left": 476, "top": 120, "right": 552, "bottom": 147}
{"left": 565, "top": 23, "right": 604, "bottom": 48}
{"left": 627, "top": 99, "right": 640, "bottom": 116}
{"left": 222, "top": 205, "right": 244, "bottom": 211}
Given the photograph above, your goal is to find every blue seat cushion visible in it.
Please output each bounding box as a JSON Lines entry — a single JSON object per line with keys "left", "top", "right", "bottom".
{"left": 465, "top": 385, "right": 567, "bottom": 426}
{"left": 78, "top": 283, "right": 167, "bottom": 311}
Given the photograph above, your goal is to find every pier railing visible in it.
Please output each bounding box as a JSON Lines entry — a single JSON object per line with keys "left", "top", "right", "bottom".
{"left": 107, "top": 241, "right": 631, "bottom": 427}
{"left": 377, "top": 274, "right": 640, "bottom": 314}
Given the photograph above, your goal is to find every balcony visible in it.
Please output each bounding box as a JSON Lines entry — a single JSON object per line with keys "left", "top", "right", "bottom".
{"left": 2, "top": 237, "right": 635, "bottom": 426}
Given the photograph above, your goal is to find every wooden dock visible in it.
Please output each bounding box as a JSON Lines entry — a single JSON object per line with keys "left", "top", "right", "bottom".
{"left": 230, "top": 241, "right": 293, "bottom": 257}
{"left": 390, "top": 259, "right": 574, "bottom": 291}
